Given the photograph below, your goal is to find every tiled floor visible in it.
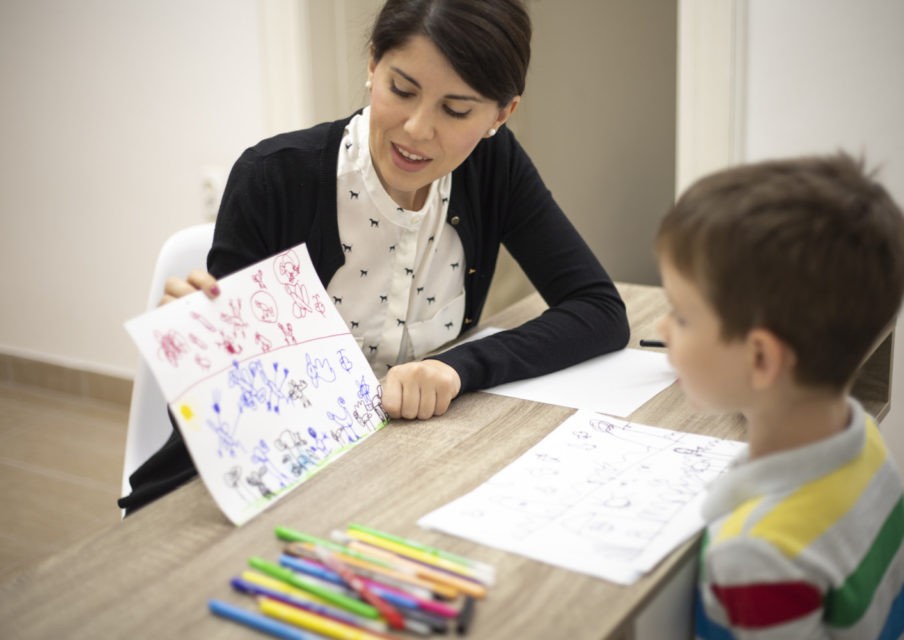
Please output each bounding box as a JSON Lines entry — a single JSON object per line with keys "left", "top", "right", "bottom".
{"left": 0, "top": 381, "right": 128, "bottom": 581}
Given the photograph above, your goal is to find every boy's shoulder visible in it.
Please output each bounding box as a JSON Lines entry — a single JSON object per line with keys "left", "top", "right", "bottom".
{"left": 705, "top": 404, "right": 902, "bottom": 556}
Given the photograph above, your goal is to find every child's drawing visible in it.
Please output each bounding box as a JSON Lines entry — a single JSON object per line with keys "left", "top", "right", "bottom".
{"left": 125, "top": 243, "right": 389, "bottom": 526}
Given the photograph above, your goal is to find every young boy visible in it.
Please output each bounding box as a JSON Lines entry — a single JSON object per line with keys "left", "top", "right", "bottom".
{"left": 655, "top": 153, "right": 904, "bottom": 639}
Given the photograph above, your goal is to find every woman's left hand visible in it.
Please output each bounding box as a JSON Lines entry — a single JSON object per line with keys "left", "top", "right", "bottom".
{"left": 381, "top": 360, "right": 462, "bottom": 420}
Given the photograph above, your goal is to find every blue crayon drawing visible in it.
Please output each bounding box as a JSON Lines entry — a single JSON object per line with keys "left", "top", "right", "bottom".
{"left": 337, "top": 348, "right": 354, "bottom": 373}
{"left": 228, "top": 359, "right": 291, "bottom": 414}
{"left": 206, "top": 392, "right": 245, "bottom": 459}
{"left": 305, "top": 352, "right": 337, "bottom": 388}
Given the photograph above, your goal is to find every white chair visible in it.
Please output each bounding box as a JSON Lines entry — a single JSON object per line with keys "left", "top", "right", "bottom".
{"left": 120, "top": 223, "right": 215, "bottom": 504}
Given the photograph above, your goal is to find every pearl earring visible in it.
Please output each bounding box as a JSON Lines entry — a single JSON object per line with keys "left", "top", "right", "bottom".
{"left": 365, "top": 79, "right": 372, "bottom": 89}
{"left": 487, "top": 128, "right": 497, "bottom": 137}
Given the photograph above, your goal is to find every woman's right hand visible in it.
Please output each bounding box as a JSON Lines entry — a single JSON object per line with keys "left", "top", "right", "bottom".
{"left": 159, "top": 269, "right": 221, "bottom": 306}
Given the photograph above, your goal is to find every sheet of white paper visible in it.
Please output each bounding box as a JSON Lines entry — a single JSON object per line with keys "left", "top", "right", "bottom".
{"left": 419, "top": 411, "right": 745, "bottom": 585}
{"left": 471, "top": 327, "right": 677, "bottom": 417}
{"left": 125, "top": 243, "right": 387, "bottom": 525}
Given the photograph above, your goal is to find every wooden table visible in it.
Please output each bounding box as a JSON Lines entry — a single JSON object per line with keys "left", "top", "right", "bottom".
{"left": 0, "top": 283, "right": 891, "bottom": 640}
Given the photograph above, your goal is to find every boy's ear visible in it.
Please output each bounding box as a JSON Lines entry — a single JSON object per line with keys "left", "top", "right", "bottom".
{"left": 746, "top": 328, "right": 795, "bottom": 391}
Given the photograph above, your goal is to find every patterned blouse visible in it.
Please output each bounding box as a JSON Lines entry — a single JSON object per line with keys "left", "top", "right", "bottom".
{"left": 329, "top": 108, "right": 466, "bottom": 374}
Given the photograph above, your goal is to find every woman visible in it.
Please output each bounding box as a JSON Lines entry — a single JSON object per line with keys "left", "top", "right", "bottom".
{"left": 120, "top": 0, "right": 629, "bottom": 512}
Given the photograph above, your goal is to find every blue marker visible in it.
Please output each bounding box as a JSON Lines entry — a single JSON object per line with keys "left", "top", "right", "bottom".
{"left": 230, "top": 577, "right": 387, "bottom": 634}
{"left": 280, "top": 554, "right": 424, "bottom": 610}
{"left": 208, "top": 599, "right": 318, "bottom": 640}
{"left": 279, "top": 554, "right": 346, "bottom": 587}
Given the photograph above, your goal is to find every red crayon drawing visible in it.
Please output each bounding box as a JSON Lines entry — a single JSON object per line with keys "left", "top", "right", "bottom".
{"left": 251, "top": 290, "right": 279, "bottom": 324}
{"left": 155, "top": 329, "right": 189, "bottom": 367}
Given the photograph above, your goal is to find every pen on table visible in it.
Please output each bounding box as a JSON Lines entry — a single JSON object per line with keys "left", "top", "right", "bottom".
{"left": 274, "top": 554, "right": 446, "bottom": 636}
{"left": 343, "top": 528, "right": 487, "bottom": 587}
{"left": 242, "top": 570, "right": 387, "bottom": 621}
{"left": 354, "top": 573, "right": 459, "bottom": 619}
{"left": 278, "top": 553, "right": 417, "bottom": 601}
{"left": 276, "top": 527, "right": 406, "bottom": 574}
{"left": 231, "top": 576, "right": 389, "bottom": 634}
{"left": 283, "top": 542, "right": 432, "bottom": 599}
{"left": 276, "top": 527, "right": 355, "bottom": 553}
{"left": 639, "top": 339, "right": 667, "bottom": 348}
{"left": 278, "top": 554, "right": 350, "bottom": 589}
{"left": 285, "top": 541, "right": 458, "bottom": 600}
{"left": 456, "top": 596, "right": 477, "bottom": 636}
{"left": 313, "top": 547, "right": 408, "bottom": 632}
{"left": 249, "top": 556, "right": 381, "bottom": 620}
{"left": 365, "top": 578, "right": 457, "bottom": 630}
{"left": 242, "top": 570, "right": 338, "bottom": 604}
{"left": 279, "top": 553, "right": 454, "bottom": 619}
{"left": 340, "top": 537, "right": 488, "bottom": 599}
{"left": 209, "top": 598, "right": 321, "bottom": 640}
{"left": 276, "top": 525, "right": 463, "bottom": 598}
{"left": 346, "top": 524, "right": 495, "bottom": 585}
{"left": 258, "top": 597, "right": 390, "bottom": 640}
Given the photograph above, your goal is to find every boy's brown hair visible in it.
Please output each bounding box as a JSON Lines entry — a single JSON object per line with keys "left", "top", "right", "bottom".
{"left": 656, "top": 153, "right": 904, "bottom": 391}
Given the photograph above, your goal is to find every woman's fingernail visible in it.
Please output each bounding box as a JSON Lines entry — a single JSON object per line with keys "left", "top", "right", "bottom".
{"left": 211, "top": 285, "right": 220, "bottom": 296}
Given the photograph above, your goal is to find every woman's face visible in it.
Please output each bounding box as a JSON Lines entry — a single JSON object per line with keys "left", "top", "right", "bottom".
{"left": 367, "top": 35, "right": 518, "bottom": 210}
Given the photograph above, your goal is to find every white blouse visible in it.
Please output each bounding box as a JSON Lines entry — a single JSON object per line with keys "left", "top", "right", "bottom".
{"left": 328, "top": 108, "right": 466, "bottom": 374}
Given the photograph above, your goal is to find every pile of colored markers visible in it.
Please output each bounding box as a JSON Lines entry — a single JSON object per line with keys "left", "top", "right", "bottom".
{"left": 209, "top": 523, "right": 495, "bottom": 639}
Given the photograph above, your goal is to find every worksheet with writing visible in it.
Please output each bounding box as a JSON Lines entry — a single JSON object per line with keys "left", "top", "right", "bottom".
{"left": 125, "top": 243, "right": 387, "bottom": 525}
{"left": 419, "top": 411, "right": 745, "bottom": 584}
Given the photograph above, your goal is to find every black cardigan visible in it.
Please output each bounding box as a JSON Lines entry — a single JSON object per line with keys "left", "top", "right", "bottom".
{"left": 119, "top": 115, "right": 629, "bottom": 513}
{"left": 209, "top": 113, "right": 629, "bottom": 391}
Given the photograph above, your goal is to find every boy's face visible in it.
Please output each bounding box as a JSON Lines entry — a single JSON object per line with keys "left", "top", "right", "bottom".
{"left": 657, "top": 255, "right": 751, "bottom": 412}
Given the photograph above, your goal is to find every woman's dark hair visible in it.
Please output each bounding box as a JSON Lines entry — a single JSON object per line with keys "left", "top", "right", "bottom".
{"left": 369, "top": 0, "right": 531, "bottom": 106}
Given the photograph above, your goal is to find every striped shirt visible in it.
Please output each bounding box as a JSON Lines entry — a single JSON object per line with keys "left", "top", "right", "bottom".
{"left": 696, "top": 399, "right": 904, "bottom": 639}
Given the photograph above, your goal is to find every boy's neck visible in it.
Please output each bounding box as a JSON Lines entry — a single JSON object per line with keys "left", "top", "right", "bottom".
{"left": 743, "top": 389, "right": 851, "bottom": 460}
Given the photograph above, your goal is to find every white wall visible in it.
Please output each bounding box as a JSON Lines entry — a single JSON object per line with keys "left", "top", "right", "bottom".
{"left": 739, "top": 0, "right": 904, "bottom": 462}
{"left": 0, "top": 0, "right": 266, "bottom": 377}
{"left": 517, "top": 0, "right": 676, "bottom": 286}
{"left": 0, "top": 0, "right": 675, "bottom": 380}
{"left": 485, "top": 0, "right": 677, "bottom": 315}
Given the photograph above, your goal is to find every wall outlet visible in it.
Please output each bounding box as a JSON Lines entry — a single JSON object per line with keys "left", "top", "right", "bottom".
{"left": 200, "top": 165, "right": 228, "bottom": 221}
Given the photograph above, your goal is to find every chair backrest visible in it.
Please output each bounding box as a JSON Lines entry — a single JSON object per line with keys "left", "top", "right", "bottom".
{"left": 120, "top": 223, "right": 215, "bottom": 502}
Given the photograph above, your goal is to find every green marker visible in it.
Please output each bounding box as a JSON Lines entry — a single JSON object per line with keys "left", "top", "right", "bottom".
{"left": 348, "top": 523, "right": 496, "bottom": 584}
{"left": 247, "top": 556, "right": 380, "bottom": 619}
{"left": 274, "top": 527, "right": 343, "bottom": 551}
{"left": 274, "top": 526, "right": 396, "bottom": 569}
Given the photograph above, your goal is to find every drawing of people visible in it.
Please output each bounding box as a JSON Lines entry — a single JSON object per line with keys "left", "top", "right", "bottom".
{"left": 352, "top": 400, "right": 377, "bottom": 433}
{"left": 220, "top": 298, "right": 249, "bottom": 339}
{"left": 337, "top": 348, "right": 354, "bottom": 373}
{"left": 206, "top": 399, "right": 244, "bottom": 460}
{"left": 306, "top": 426, "right": 333, "bottom": 460}
{"left": 255, "top": 360, "right": 290, "bottom": 413}
{"left": 223, "top": 465, "right": 256, "bottom": 503}
{"left": 245, "top": 466, "right": 275, "bottom": 499}
{"left": 251, "top": 290, "right": 279, "bottom": 324}
{"left": 273, "top": 249, "right": 301, "bottom": 286}
{"left": 326, "top": 396, "right": 358, "bottom": 443}
{"left": 250, "top": 438, "right": 290, "bottom": 488}
{"left": 274, "top": 429, "right": 315, "bottom": 477}
{"left": 288, "top": 378, "right": 312, "bottom": 407}
{"left": 285, "top": 282, "right": 314, "bottom": 318}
